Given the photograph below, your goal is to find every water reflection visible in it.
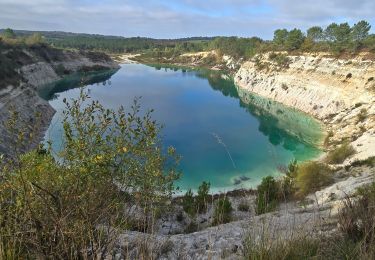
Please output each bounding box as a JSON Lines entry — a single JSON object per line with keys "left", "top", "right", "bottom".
{"left": 41, "top": 64, "right": 322, "bottom": 190}
{"left": 38, "top": 69, "right": 119, "bottom": 100}
{"left": 149, "top": 65, "right": 323, "bottom": 152}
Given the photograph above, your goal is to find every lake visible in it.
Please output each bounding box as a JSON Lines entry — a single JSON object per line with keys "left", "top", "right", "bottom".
{"left": 39, "top": 63, "right": 323, "bottom": 192}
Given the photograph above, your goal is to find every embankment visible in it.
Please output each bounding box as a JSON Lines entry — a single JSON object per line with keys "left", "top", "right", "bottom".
{"left": 235, "top": 53, "right": 375, "bottom": 163}
{"left": 0, "top": 44, "right": 119, "bottom": 157}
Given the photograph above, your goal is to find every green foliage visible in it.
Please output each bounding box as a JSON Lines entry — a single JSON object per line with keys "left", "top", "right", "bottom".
{"left": 357, "top": 108, "right": 368, "bottom": 123}
{"left": 295, "top": 161, "right": 332, "bottom": 196}
{"left": 0, "top": 90, "right": 180, "bottom": 258}
{"left": 212, "top": 196, "right": 232, "bottom": 225}
{"left": 351, "top": 20, "right": 371, "bottom": 42}
{"left": 325, "top": 22, "right": 352, "bottom": 52}
{"left": 307, "top": 26, "right": 323, "bottom": 42}
{"left": 268, "top": 53, "right": 291, "bottom": 68}
{"left": 273, "top": 29, "right": 289, "bottom": 46}
{"left": 279, "top": 159, "right": 298, "bottom": 199}
{"left": 256, "top": 176, "right": 279, "bottom": 215}
{"left": 285, "top": 29, "right": 305, "bottom": 51}
{"left": 1, "top": 28, "right": 15, "bottom": 39}
{"left": 209, "top": 36, "right": 263, "bottom": 58}
{"left": 182, "top": 189, "right": 195, "bottom": 216}
{"left": 325, "top": 142, "right": 356, "bottom": 164}
{"left": 196, "top": 181, "right": 210, "bottom": 213}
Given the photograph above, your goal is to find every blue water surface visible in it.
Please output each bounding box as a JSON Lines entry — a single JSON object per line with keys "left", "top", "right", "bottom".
{"left": 39, "top": 64, "right": 323, "bottom": 192}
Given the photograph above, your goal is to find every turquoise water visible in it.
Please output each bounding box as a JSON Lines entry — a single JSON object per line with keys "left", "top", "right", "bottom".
{"left": 39, "top": 64, "right": 323, "bottom": 192}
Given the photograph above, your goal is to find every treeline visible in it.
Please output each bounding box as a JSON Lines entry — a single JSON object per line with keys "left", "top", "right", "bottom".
{"left": 1, "top": 29, "right": 214, "bottom": 53}
{"left": 272, "top": 20, "right": 375, "bottom": 53}
{"left": 208, "top": 20, "right": 375, "bottom": 58}
{"left": 2, "top": 20, "right": 374, "bottom": 57}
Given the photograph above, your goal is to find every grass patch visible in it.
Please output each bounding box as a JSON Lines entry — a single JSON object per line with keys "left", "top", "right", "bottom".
{"left": 243, "top": 232, "right": 320, "bottom": 259}
{"left": 325, "top": 142, "right": 356, "bottom": 164}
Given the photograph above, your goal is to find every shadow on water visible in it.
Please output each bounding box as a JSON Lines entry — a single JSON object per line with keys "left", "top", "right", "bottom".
{"left": 38, "top": 69, "right": 119, "bottom": 101}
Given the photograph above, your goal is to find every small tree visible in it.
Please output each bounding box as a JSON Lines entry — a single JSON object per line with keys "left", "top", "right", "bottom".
{"left": 196, "top": 181, "right": 210, "bottom": 213}
{"left": 351, "top": 20, "right": 371, "bottom": 42}
{"left": 212, "top": 196, "right": 232, "bottom": 225}
{"left": 325, "top": 22, "right": 351, "bottom": 52}
{"left": 182, "top": 189, "right": 195, "bottom": 216}
{"left": 256, "top": 176, "right": 279, "bottom": 215}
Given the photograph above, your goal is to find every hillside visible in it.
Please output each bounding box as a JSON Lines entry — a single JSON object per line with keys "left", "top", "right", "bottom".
{"left": 0, "top": 41, "right": 119, "bottom": 157}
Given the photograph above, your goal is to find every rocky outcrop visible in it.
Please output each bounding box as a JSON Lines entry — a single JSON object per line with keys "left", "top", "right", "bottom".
{"left": 235, "top": 54, "right": 375, "bottom": 120}
{"left": 235, "top": 53, "right": 375, "bottom": 160}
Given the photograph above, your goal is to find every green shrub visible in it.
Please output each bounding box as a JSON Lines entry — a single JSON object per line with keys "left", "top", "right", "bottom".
{"left": 295, "top": 161, "right": 332, "bottom": 196}
{"left": 196, "top": 181, "right": 210, "bottom": 213}
{"left": 0, "top": 90, "right": 180, "bottom": 258}
{"left": 182, "top": 189, "right": 195, "bottom": 216}
{"left": 325, "top": 142, "right": 355, "bottom": 164}
{"left": 256, "top": 176, "right": 279, "bottom": 215}
{"left": 335, "top": 182, "right": 375, "bottom": 258}
{"left": 279, "top": 160, "right": 298, "bottom": 200}
{"left": 269, "top": 53, "right": 291, "bottom": 68}
{"left": 212, "top": 197, "right": 232, "bottom": 225}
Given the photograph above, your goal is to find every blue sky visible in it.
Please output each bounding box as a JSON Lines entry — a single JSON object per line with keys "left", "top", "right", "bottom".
{"left": 0, "top": 0, "right": 374, "bottom": 39}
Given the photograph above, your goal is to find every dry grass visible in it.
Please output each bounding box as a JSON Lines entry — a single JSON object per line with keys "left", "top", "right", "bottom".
{"left": 325, "top": 142, "right": 356, "bottom": 164}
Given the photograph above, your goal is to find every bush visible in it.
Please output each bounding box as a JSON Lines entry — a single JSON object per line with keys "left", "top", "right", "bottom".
{"left": 278, "top": 159, "right": 298, "bottom": 200}
{"left": 269, "top": 53, "right": 291, "bottom": 68}
{"left": 256, "top": 176, "right": 279, "bottom": 215}
{"left": 325, "top": 142, "right": 355, "bottom": 164}
{"left": 196, "top": 181, "right": 210, "bottom": 213}
{"left": 212, "top": 197, "right": 232, "bottom": 225}
{"left": 182, "top": 189, "right": 195, "bottom": 216}
{"left": 0, "top": 90, "right": 180, "bottom": 258}
{"left": 336, "top": 182, "right": 375, "bottom": 258}
{"left": 357, "top": 108, "right": 368, "bottom": 123}
{"left": 295, "top": 161, "right": 332, "bottom": 196}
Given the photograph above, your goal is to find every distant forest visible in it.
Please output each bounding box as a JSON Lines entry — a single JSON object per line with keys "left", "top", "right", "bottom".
{"left": 1, "top": 20, "right": 374, "bottom": 58}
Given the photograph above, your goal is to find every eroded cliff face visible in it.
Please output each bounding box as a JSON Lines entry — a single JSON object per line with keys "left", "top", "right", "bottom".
{"left": 0, "top": 46, "right": 119, "bottom": 157}
{"left": 235, "top": 54, "right": 375, "bottom": 119}
{"left": 235, "top": 53, "right": 375, "bottom": 162}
